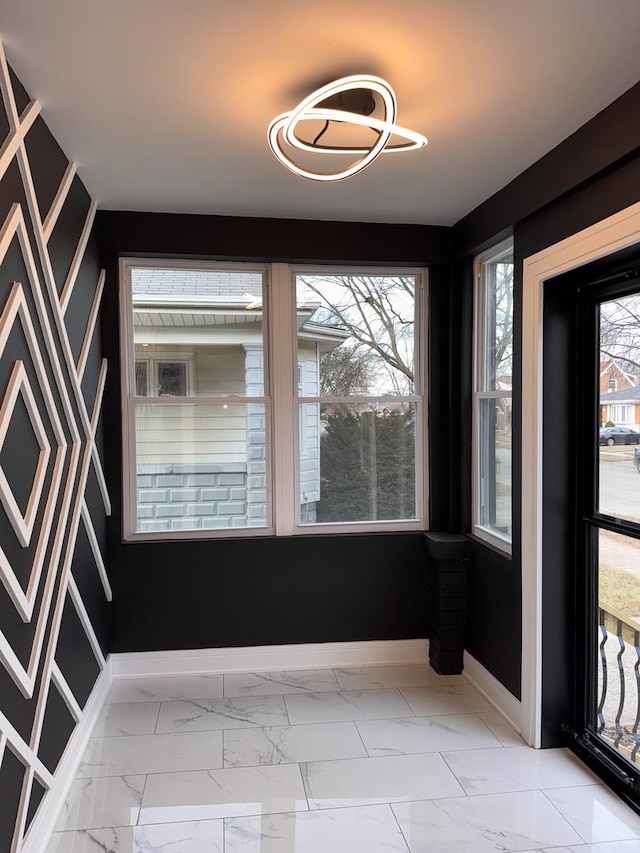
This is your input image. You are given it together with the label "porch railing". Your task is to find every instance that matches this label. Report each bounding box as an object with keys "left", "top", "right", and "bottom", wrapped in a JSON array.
[{"left": 598, "top": 603, "right": 640, "bottom": 765}]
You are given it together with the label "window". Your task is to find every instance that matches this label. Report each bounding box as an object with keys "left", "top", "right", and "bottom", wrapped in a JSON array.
[
  {"left": 473, "top": 238, "right": 514, "bottom": 552},
  {"left": 120, "top": 260, "right": 427, "bottom": 539},
  {"left": 608, "top": 378, "right": 617, "bottom": 392},
  {"left": 135, "top": 356, "right": 192, "bottom": 396},
  {"left": 609, "top": 404, "right": 634, "bottom": 424}
]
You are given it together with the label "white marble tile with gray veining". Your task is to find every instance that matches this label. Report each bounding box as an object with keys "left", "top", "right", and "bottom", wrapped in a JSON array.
[
  {"left": 223, "top": 720, "right": 367, "bottom": 767},
  {"left": 356, "top": 713, "right": 502, "bottom": 756},
  {"left": 139, "top": 763, "right": 308, "bottom": 824},
  {"left": 535, "top": 842, "right": 640, "bottom": 853},
  {"left": 46, "top": 819, "right": 224, "bottom": 852},
  {"left": 155, "top": 695, "right": 289, "bottom": 733},
  {"left": 399, "top": 684, "right": 493, "bottom": 716},
  {"left": 106, "top": 674, "right": 224, "bottom": 704},
  {"left": 542, "top": 784, "right": 640, "bottom": 843},
  {"left": 284, "top": 688, "right": 413, "bottom": 725},
  {"left": 77, "top": 730, "right": 223, "bottom": 777},
  {"left": 442, "top": 745, "right": 600, "bottom": 795},
  {"left": 301, "top": 752, "right": 464, "bottom": 809},
  {"left": 91, "top": 701, "right": 160, "bottom": 737},
  {"left": 224, "top": 804, "right": 410, "bottom": 852},
  {"left": 333, "top": 663, "right": 449, "bottom": 691},
  {"left": 54, "top": 775, "right": 145, "bottom": 832},
  {"left": 224, "top": 668, "right": 340, "bottom": 697},
  {"left": 391, "top": 790, "right": 583, "bottom": 852},
  {"left": 475, "top": 710, "right": 526, "bottom": 746}
]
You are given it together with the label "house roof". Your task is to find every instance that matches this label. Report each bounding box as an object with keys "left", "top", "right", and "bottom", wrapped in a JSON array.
[
  {"left": 132, "top": 268, "right": 262, "bottom": 306},
  {"left": 131, "top": 266, "right": 347, "bottom": 350},
  {"left": 600, "top": 387, "right": 640, "bottom": 402}
]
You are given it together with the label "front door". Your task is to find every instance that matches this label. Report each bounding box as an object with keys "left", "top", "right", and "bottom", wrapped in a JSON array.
[{"left": 572, "top": 266, "right": 640, "bottom": 809}]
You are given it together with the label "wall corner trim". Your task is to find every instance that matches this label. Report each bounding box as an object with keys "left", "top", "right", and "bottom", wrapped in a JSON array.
[
  {"left": 463, "top": 650, "right": 523, "bottom": 738},
  {"left": 110, "top": 639, "right": 430, "bottom": 678},
  {"left": 21, "top": 659, "right": 113, "bottom": 853}
]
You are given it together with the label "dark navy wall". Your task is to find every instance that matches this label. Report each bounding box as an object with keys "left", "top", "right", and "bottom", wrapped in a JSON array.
[
  {"left": 0, "top": 59, "right": 110, "bottom": 853},
  {"left": 450, "top": 82, "right": 640, "bottom": 702},
  {"left": 98, "top": 212, "right": 452, "bottom": 653}
]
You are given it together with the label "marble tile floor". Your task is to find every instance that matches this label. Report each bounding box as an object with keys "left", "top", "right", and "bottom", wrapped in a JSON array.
[{"left": 46, "top": 663, "right": 640, "bottom": 852}]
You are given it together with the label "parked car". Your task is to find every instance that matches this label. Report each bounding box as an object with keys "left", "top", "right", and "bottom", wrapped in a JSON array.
[{"left": 599, "top": 426, "right": 640, "bottom": 446}]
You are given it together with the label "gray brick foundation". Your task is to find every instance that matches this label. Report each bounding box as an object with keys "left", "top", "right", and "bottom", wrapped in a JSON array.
[{"left": 136, "top": 462, "right": 266, "bottom": 532}]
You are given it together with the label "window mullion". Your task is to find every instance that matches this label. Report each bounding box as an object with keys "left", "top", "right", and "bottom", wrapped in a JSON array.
[{"left": 270, "top": 263, "right": 297, "bottom": 535}]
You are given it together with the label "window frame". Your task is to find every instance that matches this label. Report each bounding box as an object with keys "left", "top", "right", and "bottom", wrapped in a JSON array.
[
  {"left": 120, "top": 258, "right": 428, "bottom": 541},
  {"left": 472, "top": 237, "right": 514, "bottom": 555},
  {"left": 135, "top": 352, "right": 194, "bottom": 397}
]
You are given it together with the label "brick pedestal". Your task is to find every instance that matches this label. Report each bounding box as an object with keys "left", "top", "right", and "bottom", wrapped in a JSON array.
[{"left": 424, "top": 532, "right": 469, "bottom": 675}]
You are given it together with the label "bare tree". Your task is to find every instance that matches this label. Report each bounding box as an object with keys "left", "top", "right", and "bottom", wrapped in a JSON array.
[
  {"left": 600, "top": 295, "right": 640, "bottom": 378},
  {"left": 492, "top": 263, "right": 514, "bottom": 380},
  {"left": 298, "top": 274, "right": 415, "bottom": 395},
  {"left": 319, "top": 344, "right": 378, "bottom": 396}
]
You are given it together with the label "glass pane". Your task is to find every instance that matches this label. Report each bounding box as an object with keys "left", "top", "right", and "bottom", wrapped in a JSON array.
[
  {"left": 298, "top": 401, "right": 417, "bottom": 524},
  {"left": 295, "top": 273, "right": 416, "bottom": 396},
  {"left": 134, "top": 402, "right": 268, "bottom": 533},
  {"left": 131, "top": 267, "right": 265, "bottom": 396},
  {"left": 482, "top": 252, "right": 514, "bottom": 391},
  {"left": 598, "top": 292, "right": 640, "bottom": 521},
  {"left": 596, "top": 529, "right": 640, "bottom": 766},
  {"left": 477, "top": 397, "right": 512, "bottom": 538},
  {"left": 157, "top": 361, "right": 187, "bottom": 396},
  {"left": 135, "top": 360, "right": 148, "bottom": 396}
]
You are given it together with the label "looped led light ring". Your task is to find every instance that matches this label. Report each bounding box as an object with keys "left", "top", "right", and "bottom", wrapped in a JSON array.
[{"left": 268, "top": 75, "right": 428, "bottom": 182}]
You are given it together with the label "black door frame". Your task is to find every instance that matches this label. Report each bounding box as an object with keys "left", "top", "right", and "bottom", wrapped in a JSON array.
[{"left": 542, "top": 252, "right": 640, "bottom": 813}]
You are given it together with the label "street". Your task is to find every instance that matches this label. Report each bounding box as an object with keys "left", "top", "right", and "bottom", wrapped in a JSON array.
[{"left": 599, "top": 450, "right": 640, "bottom": 522}]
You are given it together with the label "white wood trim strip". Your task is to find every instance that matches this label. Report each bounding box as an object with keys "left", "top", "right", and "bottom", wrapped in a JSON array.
[
  {"left": 89, "top": 358, "right": 111, "bottom": 516},
  {"left": 20, "top": 662, "right": 112, "bottom": 853},
  {"left": 0, "top": 100, "right": 40, "bottom": 184},
  {"left": 29, "top": 403, "right": 104, "bottom": 757},
  {"left": 51, "top": 661, "right": 82, "bottom": 723},
  {"left": 81, "top": 498, "right": 112, "bottom": 601},
  {"left": 0, "top": 252, "right": 77, "bottom": 692},
  {"left": 463, "top": 650, "right": 522, "bottom": 736},
  {"left": 0, "top": 708, "right": 53, "bottom": 789},
  {"left": 521, "top": 200, "right": 640, "bottom": 749},
  {"left": 0, "top": 273, "right": 69, "bottom": 637},
  {"left": 111, "top": 639, "right": 430, "bottom": 678},
  {"left": 11, "top": 148, "right": 114, "bottom": 628},
  {"left": 14, "top": 147, "right": 84, "bottom": 449},
  {"left": 11, "top": 766, "right": 34, "bottom": 853},
  {"left": 0, "top": 361, "right": 51, "bottom": 549},
  {"left": 59, "top": 199, "right": 98, "bottom": 316},
  {"left": 26, "top": 441, "right": 82, "bottom": 750},
  {"left": 0, "top": 631, "right": 32, "bottom": 698},
  {"left": 67, "top": 574, "right": 106, "bottom": 670},
  {"left": 89, "top": 358, "right": 110, "bottom": 515},
  {"left": 42, "top": 161, "right": 77, "bottom": 243},
  {"left": 76, "top": 268, "right": 105, "bottom": 381}
]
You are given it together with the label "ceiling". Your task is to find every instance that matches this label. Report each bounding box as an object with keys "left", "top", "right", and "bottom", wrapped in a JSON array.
[{"left": 2, "top": 1, "right": 640, "bottom": 226}]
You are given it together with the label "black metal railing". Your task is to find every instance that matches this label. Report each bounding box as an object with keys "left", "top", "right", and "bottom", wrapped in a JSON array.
[{"left": 598, "top": 604, "right": 640, "bottom": 764}]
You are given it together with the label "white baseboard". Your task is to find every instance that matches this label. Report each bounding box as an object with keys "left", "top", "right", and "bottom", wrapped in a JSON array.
[
  {"left": 463, "top": 650, "right": 523, "bottom": 739},
  {"left": 110, "top": 638, "right": 430, "bottom": 679},
  {"left": 21, "top": 659, "right": 113, "bottom": 853}
]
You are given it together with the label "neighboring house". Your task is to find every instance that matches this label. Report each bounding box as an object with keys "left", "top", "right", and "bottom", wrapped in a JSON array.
[
  {"left": 599, "top": 359, "right": 638, "bottom": 395},
  {"left": 600, "top": 385, "right": 640, "bottom": 427},
  {"left": 131, "top": 268, "right": 347, "bottom": 531}
]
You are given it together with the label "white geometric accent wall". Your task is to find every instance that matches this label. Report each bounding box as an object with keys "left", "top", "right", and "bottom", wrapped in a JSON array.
[{"left": 0, "top": 41, "right": 110, "bottom": 853}]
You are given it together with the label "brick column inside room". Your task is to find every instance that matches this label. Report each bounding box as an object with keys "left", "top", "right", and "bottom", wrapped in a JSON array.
[{"left": 424, "top": 532, "right": 469, "bottom": 675}]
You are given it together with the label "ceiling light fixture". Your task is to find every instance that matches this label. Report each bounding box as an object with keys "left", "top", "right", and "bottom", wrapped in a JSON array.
[{"left": 267, "top": 74, "right": 427, "bottom": 182}]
